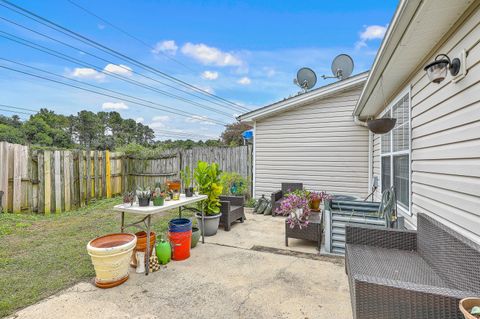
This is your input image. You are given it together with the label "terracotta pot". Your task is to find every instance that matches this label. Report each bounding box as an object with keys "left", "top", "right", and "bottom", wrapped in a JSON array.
[
  {"left": 87, "top": 233, "right": 136, "bottom": 289},
  {"left": 131, "top": 231, "right": 156, "bottom": 268},
  {"left": 309, "top": 198, "right": 321, "bottom": 212},
  {"left": 460, "top": 298, "right": 480, "bottom": 319}
]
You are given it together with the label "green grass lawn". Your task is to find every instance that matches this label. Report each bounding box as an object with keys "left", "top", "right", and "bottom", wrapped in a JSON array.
[{"left": 0, "top": 198, "right": 193, "bottom": 317}]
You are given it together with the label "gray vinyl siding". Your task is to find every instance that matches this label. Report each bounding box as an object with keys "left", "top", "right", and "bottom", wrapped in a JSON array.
[
  {"left": 371, "top": 5, "right": 480, "bottom": 243},
  {"left": 254, "top": 87, "right": 369, "bottom": 198}
]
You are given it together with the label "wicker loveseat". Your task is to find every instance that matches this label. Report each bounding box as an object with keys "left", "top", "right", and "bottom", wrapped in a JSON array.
[
  {"left": 271, "top": 183, "right": 303, "bottom": 216},
  {"left": 219, "top": 196, "right": 245, "bottom": 231},
  {"left": 345, "top": 213, "right": 480, "bottom": 319}
]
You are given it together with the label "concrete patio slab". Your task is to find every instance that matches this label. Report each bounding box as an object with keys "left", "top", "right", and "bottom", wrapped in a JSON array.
[
  {"left": 9, "top": 212, "right": 352, "bottom": 319},
  {"left": 212, "top": 211, "right": 321, "bottom": 254}
]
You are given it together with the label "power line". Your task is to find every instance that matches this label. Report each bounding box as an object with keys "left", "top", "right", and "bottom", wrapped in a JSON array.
[
  {"left": 0, "top": 0, "right": 249, "bottom": 113},
  {"left": 0, "top": 63, "right": 228, "bottom": 126},
  {"left": 65, "top": 0, "right": 197, "bottom": 73},
  {"left": 153, "top": 129, "right": 216, "bottom": 139},
  {"left": 0, "top": 18, "right": 239, "bottom": 117},
  {"left": 0, "top": 107, "right": 34, "bottom": 115},
  {"left": 0, "top": 103, "right": 38, "bottom": 113}
]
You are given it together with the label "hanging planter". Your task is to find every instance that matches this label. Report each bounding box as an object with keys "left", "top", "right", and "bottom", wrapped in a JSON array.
[{"left": 367, "top": 118, "right": 396, "bottom": 134}]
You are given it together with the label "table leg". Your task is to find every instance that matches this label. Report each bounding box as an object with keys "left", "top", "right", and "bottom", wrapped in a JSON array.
[
  {"left": 178, "top": 206, "right": 182, "bottom": 218},
  {"left": 145, "top": 215, "right": 151, "bottom": 276},
  {"left": 201, "top": 201, "right": 205, "bottom": 244},
  {"left": 121, "top": 212, "right": 125, "bottom": 233}
]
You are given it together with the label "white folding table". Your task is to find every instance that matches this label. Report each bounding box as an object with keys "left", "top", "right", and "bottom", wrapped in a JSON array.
[{"left": 113, "top": 194, "right": 208, "bottom": 275}]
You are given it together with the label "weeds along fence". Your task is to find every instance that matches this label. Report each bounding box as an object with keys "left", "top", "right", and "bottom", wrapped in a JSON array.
[{"left": 0, "top": 142, "right": 252, "bottom": 214}]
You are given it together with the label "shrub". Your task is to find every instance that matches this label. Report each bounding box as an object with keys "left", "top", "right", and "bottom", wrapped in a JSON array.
[
  {"left": 194, "top": 161, "right": 223, "bottom": 215},
  {"left": 220, "top": 172, "right": 248, "bottom": 196}
]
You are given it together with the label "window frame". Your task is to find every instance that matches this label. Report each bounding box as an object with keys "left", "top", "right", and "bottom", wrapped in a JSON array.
[{"left": 379, "top": 86, "right": 412, "bottom": 216}]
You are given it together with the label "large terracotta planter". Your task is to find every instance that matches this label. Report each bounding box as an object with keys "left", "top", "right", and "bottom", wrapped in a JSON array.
[
  {"left": 131, "top": 231, "right": 156, "bottom": 267},
  {"left": 87, "top": 233, "right": 136, "bottom": 289},
  {"left": 460, "top": 298, "right": 480, "bottom": 319}
]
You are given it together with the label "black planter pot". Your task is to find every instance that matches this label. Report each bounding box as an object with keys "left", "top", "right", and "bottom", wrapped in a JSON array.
[
  {"left": 367, "top": 118, "right": 397, "bottom": 134},
  {"left": 185, "top": 187, "right": 194, "bottom": 197},
  {"left": 138, "top": 197, "right": 150, "bottom": 207}
]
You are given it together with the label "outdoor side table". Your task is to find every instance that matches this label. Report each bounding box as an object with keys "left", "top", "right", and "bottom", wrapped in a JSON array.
[
  {"left": 113, "top": 194, "right": 207, "bottom": 275},
  {"left": 285, "top": 212, "right": 322, "bottom": 251}
]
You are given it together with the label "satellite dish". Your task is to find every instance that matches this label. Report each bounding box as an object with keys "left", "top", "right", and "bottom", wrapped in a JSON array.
[
  {"left": 322, "top": 54, "right": 354, "bottom": 80},
  {"left": 293, "top": 67, "right": 317, "bottom": 92}
]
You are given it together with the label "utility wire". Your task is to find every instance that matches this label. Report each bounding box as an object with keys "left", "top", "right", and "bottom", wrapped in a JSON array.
[
  {"left": 0, "top": 18, "right": 239, "bottom": 116},
  {"left": 0, "top": 103, "right": 38, "bottom": 113},
  {"left": 0, "top": 0, "right": 249, "bottom": 113},
  {"left": 0, "top": 63, "right": 228, "bottom": 125},
  {"left": 153, "top": 129, "right": 216, "bottom": 139},
  {"left": 65, "top": 0, "right": 197, "bottom": 73},
  {"left": 0, "top": 107, "right": 34, "bottom": 115}
]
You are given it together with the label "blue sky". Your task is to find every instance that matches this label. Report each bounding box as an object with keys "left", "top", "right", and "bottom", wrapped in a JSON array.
[{"left": 0, "top": 0, "right": 398, "bottom": 140}]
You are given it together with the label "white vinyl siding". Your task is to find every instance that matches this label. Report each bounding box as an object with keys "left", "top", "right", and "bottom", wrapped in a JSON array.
[
  {"left": 371, "top": 4, "right": 480, "bottom": 242},
  {"left": 254, "top": 87, "right": 369, "bottom": 198}
]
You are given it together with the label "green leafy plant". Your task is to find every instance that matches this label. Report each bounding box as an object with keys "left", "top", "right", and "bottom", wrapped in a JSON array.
[
  {"left": 219, "top": 172, "right": 248, "bottom": 196},
  {"left": 180, "top": 165, "right": 193, "bottom": 189},
  {"left": 245, "top": 198, "right": 256, "bottom": 208},
  {"left": 194, "top": 161, "right": 223, "bottom": 215},
  {"left": 136, "top": 187, "right": 151, "bottom": 199}
]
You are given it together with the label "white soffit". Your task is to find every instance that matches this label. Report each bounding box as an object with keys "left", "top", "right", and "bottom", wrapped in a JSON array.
[{"left": 355, "top": 0, "right": 473, "bottom": 118}]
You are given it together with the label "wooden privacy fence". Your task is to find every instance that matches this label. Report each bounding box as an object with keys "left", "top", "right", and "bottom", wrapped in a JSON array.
[{"left": 0, "top": 142, "right": 252, "bottom": 214}]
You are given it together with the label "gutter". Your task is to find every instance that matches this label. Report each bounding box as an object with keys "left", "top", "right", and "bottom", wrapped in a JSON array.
[{"left": 353, "top": 115, "right": 374, "bottom": 197}]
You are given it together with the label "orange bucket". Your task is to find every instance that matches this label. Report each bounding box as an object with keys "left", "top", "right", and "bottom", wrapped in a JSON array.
[{"left": 168, "top": 230, "right": 192, "bottom": 261}]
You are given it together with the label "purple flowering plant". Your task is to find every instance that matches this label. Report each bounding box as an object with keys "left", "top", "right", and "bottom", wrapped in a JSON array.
[
  {"left": 308, "top": 191, "right": 332, "bottom": 202},
  {"left": 275, "top": 193, "right": 311, "bottom": 229}
]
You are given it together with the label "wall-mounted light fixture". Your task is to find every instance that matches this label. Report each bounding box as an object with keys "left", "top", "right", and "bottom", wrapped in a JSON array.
[{"left": 424, "top": 54, "right": 461, "bottom": 84}]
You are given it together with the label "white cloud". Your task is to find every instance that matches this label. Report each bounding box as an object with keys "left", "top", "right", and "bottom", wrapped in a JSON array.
[
  {"left": 356, "top": 25, "right": 388, "bottom": 49},
  {"left": 201, "top": 70, "right": 219, "bottom": 80},
  {"left": 237, "top": 76, "right": 251, "bottom": 85},
  {"left": 135, "top": 117, "right": 144, "bottom": 123},
  {"left": 149, "top": 121, "right": 166, "bottom": 129},
  {"left": 71, "top": 67, "right": 105, "bottom": 80},
  {"left": 152, "top": 115, "right": 171, "bottom": 122},
  {"left": 263, "top": 67, "right": 276, "bottom": 77},
  {"left": 103, "top": 64, "right": 133, "bottom": 76},
  {"left": 185, "top": 115, "right": 215, "bottom": 125},
  {"left": 102, "top": 102, "right": 129, "bottom": 110},
  {"left": 152, "top": 40, "right": 178, "bottom": 55},
  {"left": 181, "top": 42, "right": 243, "bottom": 67},
  {"left": 195, "top": 85, "right": 215, "bottom": 94}
]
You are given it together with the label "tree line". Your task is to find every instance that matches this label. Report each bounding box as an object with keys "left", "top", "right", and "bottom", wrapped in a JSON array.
[{"left": 0, "top": 108, "right": 251, "bottom": 150}]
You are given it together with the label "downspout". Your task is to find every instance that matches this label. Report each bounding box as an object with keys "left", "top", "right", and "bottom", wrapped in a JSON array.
[{"left": 354, "top": 116, "right": 374, "bottom": 197}]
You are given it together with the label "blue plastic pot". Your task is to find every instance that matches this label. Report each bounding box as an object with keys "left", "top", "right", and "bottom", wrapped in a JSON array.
[{"left": 168, "top": 218, "right": 192, "bottom": 233}]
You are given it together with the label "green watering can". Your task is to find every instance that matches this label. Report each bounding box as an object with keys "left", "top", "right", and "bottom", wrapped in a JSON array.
[{"left": 155, "top": 238, "right": 171, "bottom": 265}]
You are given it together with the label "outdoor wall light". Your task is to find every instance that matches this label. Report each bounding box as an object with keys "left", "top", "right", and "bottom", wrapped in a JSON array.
[{"left": 424, "top": 54, "right": 461, "bottom": 84}]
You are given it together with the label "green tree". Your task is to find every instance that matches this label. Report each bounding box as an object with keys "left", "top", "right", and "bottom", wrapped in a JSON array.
[
  {"left": 0, "top": 123, "right": 24, "bottom": 144},
  {"left": 221, "top": 122, "right": 252, "bottom": 146}
]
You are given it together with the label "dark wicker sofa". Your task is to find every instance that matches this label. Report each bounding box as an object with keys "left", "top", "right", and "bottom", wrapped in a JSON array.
[
  {"left": 345, "top": 213, "right": 480, "bottom": 319},
  {"left": 219, "top": 195, "right": 245, "bottom": 231},
  {"left": 271, "top": 183, "right": 303, "bottom": 216}
]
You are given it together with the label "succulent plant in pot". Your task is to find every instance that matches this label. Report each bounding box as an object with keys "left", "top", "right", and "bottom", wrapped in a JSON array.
[
  {"left": 136, "top": 187, "right": 151, "bottom": 207},
  {"left": 180, "top": 166, "right": 194, "bottom": 197},
  {"left": 194, "top": 161, "right": 223, "bottom": 236}
]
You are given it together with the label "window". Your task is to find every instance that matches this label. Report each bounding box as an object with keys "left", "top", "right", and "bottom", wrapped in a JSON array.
[{"left": 381, "top": 93, "right": 410, "bottom": 212}]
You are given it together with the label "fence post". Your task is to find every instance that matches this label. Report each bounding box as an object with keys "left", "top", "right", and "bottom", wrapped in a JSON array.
[{"left": 105, "top": 150, "right": 111, "bottom": 198}]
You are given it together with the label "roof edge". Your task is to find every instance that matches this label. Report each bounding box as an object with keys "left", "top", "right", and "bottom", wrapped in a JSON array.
[
  {"left": 238, "top": 71, "right": 369, "bottom": 123},
  {"left": 353, "top": 0, "right": 419, "bottom": 117}
]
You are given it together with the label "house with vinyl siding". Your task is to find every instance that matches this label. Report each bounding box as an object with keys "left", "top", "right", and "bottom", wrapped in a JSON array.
[
  {"left": 354, "top": 0, "right": 480, "bottom": 244},
  {"left": 239, "top": 0, "right": 480, "bottom": 245},
  {"left": 238, "top": 72, "right": 370, "bottom": 200}
]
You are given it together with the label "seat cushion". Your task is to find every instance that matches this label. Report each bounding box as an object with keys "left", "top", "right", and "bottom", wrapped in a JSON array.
[{"left": 346, "top": 244, "right": 448, "bottom": 288}]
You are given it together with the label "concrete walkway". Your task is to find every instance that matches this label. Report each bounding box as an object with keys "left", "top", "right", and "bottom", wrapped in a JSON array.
[{"left": 9, "top": 212, "right": 352, "bottom": 319}]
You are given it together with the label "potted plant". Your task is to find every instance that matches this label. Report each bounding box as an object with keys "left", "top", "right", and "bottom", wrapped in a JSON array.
[
  {"left": 136, "top": 187, "right": 151, "bottom": 207},
  {"left": 460, "top": 298, "right": 480, "bottom": 319},
  {"left": 308, "top": 191, "right": 332, "bottom": 212},
  {"left": 180, "top": 166, "right": 194, "bottom": 197},
  {"left": 275, "top": 193, "right": 311, "bottom": 229},
  {"left": 122, "top": 191, "right": 135, "bottom": 205},
  {"left": 152, "top": 183, "right": 166, "bottom": 206},
  {"left": 194, "top": 161, "right": 223, "bottom": 236}
]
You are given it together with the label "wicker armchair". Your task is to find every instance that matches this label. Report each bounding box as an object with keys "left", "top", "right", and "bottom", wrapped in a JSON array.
[
  {"left": 271, "top": 183, "right": 303, "bottom": 216},
  {"left": 345, "top": 213, "right": 480, "bottom": 319},
  {"left": 219, "top": 196, "right": 246, "bottom": 231}
]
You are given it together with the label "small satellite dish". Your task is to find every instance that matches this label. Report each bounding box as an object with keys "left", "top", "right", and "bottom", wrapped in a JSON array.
[
  {"left": 293, "top": 67, "right": 317, "bottom": 92},
  {"left": 322, "top": 54, "right": 354, "bottom": 80}
]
